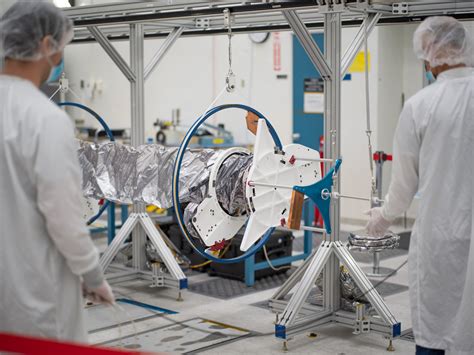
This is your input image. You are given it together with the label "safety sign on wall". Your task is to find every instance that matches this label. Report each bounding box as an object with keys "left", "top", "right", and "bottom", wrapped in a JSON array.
[
  {"left": 273, "top": 32, "right": 281, "bottom": 72},
  {"left": 349, "top": 51, "right": 371, "bottom": 73},
  {"left": 304, "top": 78, "right": 324, "bottom": 114}
]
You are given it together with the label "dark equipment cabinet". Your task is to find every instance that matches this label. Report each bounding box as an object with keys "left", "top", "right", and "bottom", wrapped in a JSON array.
[
  {"left": 209, "top": 229, "right": 293, "bottom": 281},
  {"left": 162, "top": 223, "right": 294, "bottom": 281}
]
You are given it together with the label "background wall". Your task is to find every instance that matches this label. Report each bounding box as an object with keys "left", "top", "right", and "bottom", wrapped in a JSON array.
[
  {"left": 0, "top": 0, "right": 15, "bottom": 15},
  {"left": 64, "top": 32, "right": 293, "bottom": 146}
]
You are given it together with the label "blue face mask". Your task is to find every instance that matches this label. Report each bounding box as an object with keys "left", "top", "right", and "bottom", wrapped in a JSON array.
[
  {"left": 47, "top": 58, "right": 64, "bottom": 83},
  {"left": 425, "top": 70, "right": 436, "bottom": 84}
]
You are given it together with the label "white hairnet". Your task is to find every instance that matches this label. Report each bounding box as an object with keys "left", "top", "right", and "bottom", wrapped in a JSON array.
[
  {"left": 413, "top": 16, "right": 473, "bottom": 67},
  {"left": 0, "top": 1, "right": 73, "bottom": 61}
]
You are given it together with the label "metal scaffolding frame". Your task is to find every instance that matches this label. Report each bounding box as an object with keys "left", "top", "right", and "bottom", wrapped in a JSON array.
[
  {"left": 64, "top": 0, "right": 474, "bottom": 349},
  {"left": 65, "top": 0, "right": 474, "bottom": 42},
  {"left": 266, "top": 6, "right": 400, "bottom": 349},
  {"left": 84, "top": 20, "right": 187, "bottom": 298}
]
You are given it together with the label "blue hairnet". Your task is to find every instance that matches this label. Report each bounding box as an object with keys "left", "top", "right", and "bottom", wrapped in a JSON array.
[
  {"left": 0, "top": 1, "right": 73, "bottom": 61},
  {"left": 413, "top": 16, "right": 473, "bottom": 67}
]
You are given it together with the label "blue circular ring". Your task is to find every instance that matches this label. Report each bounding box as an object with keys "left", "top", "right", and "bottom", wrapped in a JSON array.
[
  {"left": 172, "top": 104, "right": 282, "bottom": 264},
  {"left": 58, "top": 102, "right": 114, "bottom": 225},
  {"left": 58, "top": 102, "right": 115, "bottom": 142}
]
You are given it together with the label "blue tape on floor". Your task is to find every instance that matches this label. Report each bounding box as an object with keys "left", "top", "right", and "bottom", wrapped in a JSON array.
[{"left": 117, "top": 298, "right": 178, "bottom": 315}]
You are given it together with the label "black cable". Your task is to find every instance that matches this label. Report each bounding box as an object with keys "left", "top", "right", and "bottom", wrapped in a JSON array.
[{"left": 351, "top": 258, "right": 408, "bottom": 301}]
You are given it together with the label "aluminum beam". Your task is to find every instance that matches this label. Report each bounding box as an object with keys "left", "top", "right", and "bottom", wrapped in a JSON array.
[
  {"left": 283, "top": 10, "right": 332, "bottom": 80},
  {"left": 99, "top": 213, "right": 187, "bottom": 293},
  {"left": 270, "top": 299, "right": 323, "bottom": 317},
  {"left": 341, "top": 12, "right": 381, "bottom": 78},
  {"left": 334, "top": 311, "right": 394, "bottom": 336},
  {"left": 325, "top": 11, "right": 342, "bottom": 240},
  {"left": 368, "top": 0, "right": 474, "bottom": 15},
  {"left": 69, "top": 0, "right": 474, "bottom": 43},
  {"left": 65, "top": 0, "right": 474, "bottom": 28},
  {"left": 140, "top": 213, "right": 186, "bottom": 281},
  {"left": 283, "top": 311, "right": 333, "bottom": 339},
  {"left": 144, "top": 27, "right": 184, "bottom": 81},
  {"left": 322, "top": 10, "right": 343, "bottom": 314},
  {"left": 88, "top": 26, "right": 136, "bottom": 82},
  {"left": 333, "top": 241, "right": 398, "bottom": 325},
  {"left": 65, "top": 1, "right": 324, "bottom": 27},
  {"left": 100, "top": 213, "right": 139, "bottom": 270},
  {"left": 71, "top": 12, "right": 474, "bottom": 43},
  {"left": 278, "top": 241, "right": 333, "bottom": 327},
  {"left": 129, "top": 23, "right": 147, "bottom": 269},
  {"left": 130, "top": 23, "right": 145, "bottom": 148},
  {"left": 271, "top": 248, "right": 316, "bottom": 300}
]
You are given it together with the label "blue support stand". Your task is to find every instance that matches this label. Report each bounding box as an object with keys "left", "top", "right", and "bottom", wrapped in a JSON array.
[
  {"left": 244, "top": 254, "right": 256, "bottom": 286},
  {"left": 107, "top": 202, "right": 116, "bottom": 244},
  {"left": 104, "top": 203, "right": 129, "bottom": 244},
  {"left": 121, "top": 204, "right": 129, "bottom": 224}
]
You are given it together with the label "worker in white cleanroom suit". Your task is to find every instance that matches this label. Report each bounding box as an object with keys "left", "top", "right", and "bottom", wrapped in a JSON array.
[
  {"left": 0, "top": 2, "right": 114, "bottom": 342},
  {"left": 366, "top": 16, "right": 473, "bottom": 355}
]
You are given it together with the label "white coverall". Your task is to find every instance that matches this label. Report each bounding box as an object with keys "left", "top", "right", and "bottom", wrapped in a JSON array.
[
  {"left": 382, "top": 67, "right": 474, "bottom": 353},
  {"left": 0, "top": 76, "right": 100, "bottom": 342}
]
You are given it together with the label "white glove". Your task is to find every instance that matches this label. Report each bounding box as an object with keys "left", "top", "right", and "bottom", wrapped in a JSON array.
[
  {"left": 365, "top": 207, "right": 392, "bottom": 237},
  {"left": 83, "top": 280, "right": 115, "bottom": 305}
]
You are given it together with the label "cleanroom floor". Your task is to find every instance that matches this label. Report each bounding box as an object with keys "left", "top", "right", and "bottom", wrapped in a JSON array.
[{"left": 88, "top": 223, "right": 415, "bottom": 355}]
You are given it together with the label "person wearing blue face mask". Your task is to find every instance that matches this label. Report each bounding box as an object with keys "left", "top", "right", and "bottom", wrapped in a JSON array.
[
  {"left": 0, "top": 1, "right": 114, "bottom": 343},
  {"left": 48, "top": 57, "right": 65, "bottom": 83},
  {"left": 366, "top": 16, "right": 474, "bottom": 355},
  {"left": 424, "top": 63, "right": 436, "bottom": 84},
  {"left": 0, "top": 12, "right": 66, "bottom": 86}
]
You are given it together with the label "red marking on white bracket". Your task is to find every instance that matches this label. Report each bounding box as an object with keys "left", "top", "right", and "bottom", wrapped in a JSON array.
[{"left": 210, "top": 239, "right": 226, "bottom": 251}]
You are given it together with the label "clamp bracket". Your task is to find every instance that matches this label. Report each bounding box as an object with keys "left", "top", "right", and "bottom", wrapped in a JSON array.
[{"left": 293, "top": 159, "right": 342, "bottom": 234}]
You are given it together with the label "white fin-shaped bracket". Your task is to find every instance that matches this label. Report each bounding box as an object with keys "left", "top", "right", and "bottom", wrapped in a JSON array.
[{"left": 241, "top": 119, "right": 322, "bottom": 251}]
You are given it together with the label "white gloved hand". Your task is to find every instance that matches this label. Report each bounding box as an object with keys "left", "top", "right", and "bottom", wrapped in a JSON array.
[
  {"left": 83, "top": 280, "right": 115, "bottom": 305},
  {"left": 365, "top": 207, "right": 392, "bottom": 237}
]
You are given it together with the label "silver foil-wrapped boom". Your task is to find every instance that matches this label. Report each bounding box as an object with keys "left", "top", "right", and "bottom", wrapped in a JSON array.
[
  {"left": 78, "top": 141, "right": 252, "bottom": 217},
  {"left": 78, "top": 141, "right": 218, "bottom": 208}
]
